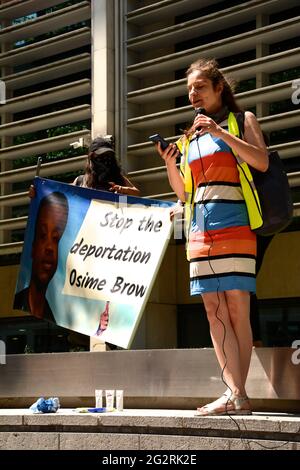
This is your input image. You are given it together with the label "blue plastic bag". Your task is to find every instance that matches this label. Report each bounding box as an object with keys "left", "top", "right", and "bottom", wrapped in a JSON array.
[{"left": 30, "top": 397, "right": 60, "bottom": 413}]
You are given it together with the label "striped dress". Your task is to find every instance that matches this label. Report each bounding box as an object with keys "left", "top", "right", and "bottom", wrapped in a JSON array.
[{"left": 188, "top": 120, "right": 256, "bottom": 295}]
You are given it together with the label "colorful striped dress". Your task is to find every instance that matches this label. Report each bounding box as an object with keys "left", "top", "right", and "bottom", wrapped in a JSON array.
[{"left": 188, "top": 119, "right": 256, "bottom": 295}]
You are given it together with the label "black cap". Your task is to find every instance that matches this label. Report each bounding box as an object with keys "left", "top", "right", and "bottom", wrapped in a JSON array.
[{"left": 89, "top": 137, "right": 114, "bottom": 156}]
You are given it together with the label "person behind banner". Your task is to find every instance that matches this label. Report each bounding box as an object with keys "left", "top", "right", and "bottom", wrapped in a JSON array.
[
  {"left": 14, "top": 192, "right": 69, "bottom": 322},
  {"left": 73, "top": 136, "right": 140, "bottom": 196},
  {"left": 72, "top": 136, "right": 140, "bottom": 350},
  {"left": 154, "top": 58, "right": 268, "bottom": 415}
]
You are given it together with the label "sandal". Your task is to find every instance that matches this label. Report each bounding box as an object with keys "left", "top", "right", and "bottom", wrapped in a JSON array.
[{"left": 196, "top": 393, "right": 252, "bottom": 416}]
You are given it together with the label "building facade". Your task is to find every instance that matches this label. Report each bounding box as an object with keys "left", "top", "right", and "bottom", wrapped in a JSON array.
[{"left": 0, "top": 0, "right": 299, "bottom": 352}]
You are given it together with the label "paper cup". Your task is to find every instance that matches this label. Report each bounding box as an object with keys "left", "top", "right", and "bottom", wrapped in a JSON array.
[
  {"left": 95, "top": 389, "right": 103, "bottom": 408},
  {"left": 105, "top": 390, "right": 115, "bottom": 411},
  {"left": 116, "top": 390, "right": 124, "bottom": 411}
]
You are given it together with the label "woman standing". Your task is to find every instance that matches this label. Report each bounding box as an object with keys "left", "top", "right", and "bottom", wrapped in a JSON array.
[{"left": 156, "top": 58, "right": 268, "bottom": 415}]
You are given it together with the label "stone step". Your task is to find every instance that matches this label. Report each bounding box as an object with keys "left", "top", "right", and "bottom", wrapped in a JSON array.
[{"left": 0, "top": 409, "right": 299, "bottom": 450}]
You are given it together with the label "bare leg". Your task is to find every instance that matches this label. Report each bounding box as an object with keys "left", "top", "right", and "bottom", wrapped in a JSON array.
[
  {"left": 202, "top": 291, "right": 244, "bottom": 396},
  {"left": 196, "top": 290, "right": 253, "bottom": 414},
  {"left": 225, "top": 290, "right": 252, "bottom": 389}
]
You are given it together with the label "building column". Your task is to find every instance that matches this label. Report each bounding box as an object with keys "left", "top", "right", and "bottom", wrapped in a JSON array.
[{"left": 91, "top": 0, "right": 115, "bottom": 138}]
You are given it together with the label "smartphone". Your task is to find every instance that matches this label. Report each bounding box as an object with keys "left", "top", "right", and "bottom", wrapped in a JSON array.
[
  {"left": 149, "top": 133, "right": 181, "bottom": 155},
  {"left": 148, "top": 133, "right": 170, "bottom": 151}
]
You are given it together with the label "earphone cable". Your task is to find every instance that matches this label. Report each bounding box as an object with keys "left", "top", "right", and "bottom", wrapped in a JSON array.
[{"left": 196, "top": 138, "right": 229, "bottom": 388}]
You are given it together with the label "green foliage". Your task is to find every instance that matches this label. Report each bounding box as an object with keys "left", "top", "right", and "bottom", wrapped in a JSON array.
[
  {"left": 270, "top": 99, "right": 296, "bottom": 116},
  {"left": 13, "top": 1, "right": 89, "bottom": 49},
  {"left": 270, "top": 127, "right": 299, "bottom": 146},
  {"left": 236, "top": 78, "right": 256, "bottom": 93},
  {"left": 270, "top": 67, "right": 300, "bottom": 85},
  {"left": 13, "top": 121, "right": 90, "bottom": 170},
  {"left": 46, "top": 122, "right": 90, "bottom": 138},
  {"left": 11, "top": 229, "right": 25, "bottom": 243},
  {"left": 14, "top": 21, "right": 90, "bottom": 49}
]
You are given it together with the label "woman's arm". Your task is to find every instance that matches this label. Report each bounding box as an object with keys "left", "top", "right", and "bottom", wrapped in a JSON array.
[
  {"left": 109, "top": 176, "right": 140, "bottom": 196},
  {"left": 193, "top": 111, "right": 268, "bottom": 172},
  {"left": 156, "top": 143, "right": 185, "bottom": 202}
]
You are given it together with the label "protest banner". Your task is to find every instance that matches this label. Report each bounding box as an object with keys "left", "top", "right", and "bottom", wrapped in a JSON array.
[{"left": 14, "top": 178, "right": 175, "bottom": 348}]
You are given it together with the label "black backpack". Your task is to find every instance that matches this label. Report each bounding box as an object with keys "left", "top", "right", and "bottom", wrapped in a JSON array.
[{"left": 236, "top": 113, "right": 293, "bottom": 236}]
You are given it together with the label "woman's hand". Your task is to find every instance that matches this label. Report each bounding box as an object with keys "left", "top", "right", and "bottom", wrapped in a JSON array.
[
  {"left": 156, "top": 142, "right": 179, "bottom": 166},
  {"left": 28, "top": 185, "right": 36, "bottom": 199},
  {"left": 170, "top": 202, "right": 184, "bottom": 221},
  {"left": 154, "top": 142, "right": 185, "bottom": 202},
  {"left": 109, "top": 182, "right": 124, "bottom": 194},
  {"left": 192, "top": 113, "right": 222, "bottom": 137},
  {"left": 109, "top": 181, "right": 140, "bottom": 196}
]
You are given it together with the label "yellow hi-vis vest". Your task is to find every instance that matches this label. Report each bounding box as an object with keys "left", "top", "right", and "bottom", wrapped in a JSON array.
[
  {"left": 227, "top": 112, "right": 263, "bottom": 231},
  {"left": 176, "top": 112, "right": 263, "bottom": 260},
  {"left": 176, "top": 135, "right": 193, "bottom": 260}
]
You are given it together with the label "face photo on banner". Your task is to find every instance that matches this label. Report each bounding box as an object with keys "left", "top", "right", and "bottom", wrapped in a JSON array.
[
  {"left": 14, "top": 178, "right": 175, "bottom": 348},
  {"left": 13, "top": 190, "right": 69, "bottom": 322}
]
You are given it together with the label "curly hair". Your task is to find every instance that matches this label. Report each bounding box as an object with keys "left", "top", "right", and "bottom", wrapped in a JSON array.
[{"left": 186, "top": 57, "right": 241, "bottom": 113}]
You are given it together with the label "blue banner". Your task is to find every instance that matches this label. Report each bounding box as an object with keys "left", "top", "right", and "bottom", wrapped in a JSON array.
[{"left": 14, "top": 178, "right": 175, "bottom": 348}]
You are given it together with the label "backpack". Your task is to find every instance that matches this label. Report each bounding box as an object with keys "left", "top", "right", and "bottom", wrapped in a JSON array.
[{"left": 234, "top": 112, "right": 293, "bottom": 236}]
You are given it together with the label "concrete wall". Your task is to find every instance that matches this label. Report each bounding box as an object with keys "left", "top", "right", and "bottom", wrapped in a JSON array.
[
  {"left": 0, "top": 265, "right": 24, "bottom": 318},
  {"left": 256, "top": 231, "right": 300, "bottom": 299}
]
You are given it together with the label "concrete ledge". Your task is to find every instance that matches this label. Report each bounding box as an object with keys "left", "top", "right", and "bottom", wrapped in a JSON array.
[
  {"left": 1, "top": 431, "right": 298, "bottom": 450},
  {"left": 0, "top": 431, "right": 58, "bottom": 450},
  {"left": 140, "top": 435, "right": 300, "bottom": 451},
  {"left": 0, "top": 409, "right": 300, "bottom": 450},
  {"left": 0, "top": 409, "right": 299, "bottom": 434}
]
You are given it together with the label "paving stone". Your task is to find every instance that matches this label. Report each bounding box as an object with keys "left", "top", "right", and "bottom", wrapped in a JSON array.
[
  {"left": 140, "top": 434, "right": 229, "bottom": 450},
  {"left": 24, "top": 413, "right": 99, "bottom": 426},
  {"left": 59, "top": 432, "right": 139, "bottom": 450},
  {"left": 183, "top": 415, "right": 247, "bottom": 431},
  {"left": 0, "top": 432, "right": 58, "bottom": 450},
  {"left": 229, "top": 438, "right": 294, "bottom": 450},
  {"left": 279, "top": 419, "right": 300, "bottom": 434},
  {"left": 233, "top": 416, "right": 281, "bottom": 433},
  {"left": 97, "top": 414, "right": 183, "bottom": 428},
  {"left": 184, "top": 414, "right": 282, "bottom": 433},
  {"left": 0, "top": 415, "right": 23, "bottom": 426}
]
